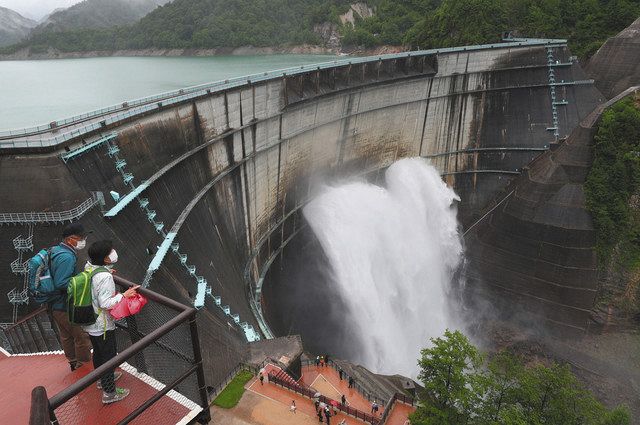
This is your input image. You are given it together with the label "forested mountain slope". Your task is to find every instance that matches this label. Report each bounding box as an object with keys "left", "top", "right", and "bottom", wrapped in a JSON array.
[{"left": 1, "top": 0, "right": 639, "bottom": 59}]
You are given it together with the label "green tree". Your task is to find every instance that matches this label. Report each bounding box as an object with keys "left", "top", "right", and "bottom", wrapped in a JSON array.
[
  {"left": 586, "top": 97, "right": 640, "bottom": 267},
  {"left": 474, "top": 351, "right": 524, "bottom": 423},
  {"left": 411, "top": 329, "right": 483, "bottom": 424},
  {"left": 585, "top": 96, "right": 640, "bottom": 313},
  {"left": 410, "top": 330, "right": 631, "bottom": 425}
]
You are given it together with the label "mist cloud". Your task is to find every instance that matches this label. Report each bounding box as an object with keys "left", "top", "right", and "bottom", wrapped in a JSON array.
[{"left": 0, "top": 0, "right": 82, "bottom": 20}]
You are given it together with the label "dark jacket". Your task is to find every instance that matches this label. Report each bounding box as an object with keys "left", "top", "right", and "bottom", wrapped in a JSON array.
[{"left": 48, "top": 243, "right": 77, "bottom": 311}]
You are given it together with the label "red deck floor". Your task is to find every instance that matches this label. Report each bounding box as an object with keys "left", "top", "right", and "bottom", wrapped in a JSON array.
[
  {"left": 249, "top": 364, "right": 366, "bottom": 425},
  {"left": 246, "top": 362, "right": 414, "bottom": 425},
  {"left": 0, "top": 350, "right": 196, "bottom": 425},
  {"left": 385, "top": 402, "right": 415, "bottom": 425},
  {"left": 300, "top": 364, "right": 415, "bottom": 424},
  {"left": 300, "top": 364, "right": 384, "bottom": 415}
]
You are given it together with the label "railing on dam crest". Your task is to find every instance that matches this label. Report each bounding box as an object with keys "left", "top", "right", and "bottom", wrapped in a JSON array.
[{"left": 0, "top": 38, "right": 568, "bottom": 150}]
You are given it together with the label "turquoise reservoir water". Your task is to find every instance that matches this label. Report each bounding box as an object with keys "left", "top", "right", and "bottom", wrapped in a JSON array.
[{"left": 0, "top": 54, "right": 340, "bottom": 131}]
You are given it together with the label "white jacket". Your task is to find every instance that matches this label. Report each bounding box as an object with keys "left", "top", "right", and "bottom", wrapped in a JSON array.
[{"left": 82, "top": 262, "right": 123, "bottom": 337}]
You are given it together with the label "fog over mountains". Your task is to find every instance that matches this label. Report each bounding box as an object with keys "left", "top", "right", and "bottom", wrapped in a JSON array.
[
  {"left": 34, "top": 0, "right": 170, "bottom": 33},
  {"left": 0, "top": 0, "right": 170, "bottom": 47},
  {"left": 0, "top": 6, "right": 36, "bottom": 47},
  {"left": 0, "top": 0, "right": 81, "bottom": 21}
]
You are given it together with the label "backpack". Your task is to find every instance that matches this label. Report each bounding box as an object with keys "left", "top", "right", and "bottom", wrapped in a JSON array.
[
  {"left": 27, "top": 248, "right": 60, "bottom": 304},
  {"left": 67, "top": 267, "right": 108, "bottom": 325}
]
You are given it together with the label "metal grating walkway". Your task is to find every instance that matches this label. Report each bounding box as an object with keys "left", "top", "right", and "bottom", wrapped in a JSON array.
[{"left": 0, "top": 194, "right": 100, "bottom": 225}]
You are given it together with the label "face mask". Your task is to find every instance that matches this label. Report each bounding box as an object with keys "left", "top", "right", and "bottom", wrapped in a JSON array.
[
  {"left": 75, "top": 239, "right": 87, "bottom": 250},
  {"left": 107, "top": 250, "right": 118, "bottom": 264}
]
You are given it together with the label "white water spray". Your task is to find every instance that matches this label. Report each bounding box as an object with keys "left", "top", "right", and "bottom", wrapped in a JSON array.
[{"left": 303, "top": 158, "right": 463, "bottom": 377}]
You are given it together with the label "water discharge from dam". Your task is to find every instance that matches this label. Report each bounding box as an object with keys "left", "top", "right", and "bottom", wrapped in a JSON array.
[{"left": 303, "top": 158, "right": 463, "bottom": 377}]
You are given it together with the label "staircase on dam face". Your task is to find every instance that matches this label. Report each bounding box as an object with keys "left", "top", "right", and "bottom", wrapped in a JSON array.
[
  {"left": 0, "top": 195, "right": 104, "bottom": 325},
  {"left": 58, "top": 132, "right": 261, "bottom": 342},
  {"left": 6, "top": 226, "right": 32, "bottom": 324}
]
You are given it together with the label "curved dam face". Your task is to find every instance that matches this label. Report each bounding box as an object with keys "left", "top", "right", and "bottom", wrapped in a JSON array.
[{"left": 0, "top": 40, "right": 603, "bottom": 383}]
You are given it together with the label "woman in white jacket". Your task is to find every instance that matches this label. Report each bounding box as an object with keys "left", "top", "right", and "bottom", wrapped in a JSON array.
[{"left": 85, "top": 240, "right": 138, "bottom": 404}]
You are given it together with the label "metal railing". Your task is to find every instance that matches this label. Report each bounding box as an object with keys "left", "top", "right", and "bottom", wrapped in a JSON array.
[
  {"left": 379, "top": 392, "right": 415, "bottom": 424},
  {"left": 205, "top": 357, "right": 299, "bottom": 403},
  {"left": 205, "top": 363, "right": 250, "bottom": 402},
  {"left": 0, "top": 38, "right": 568, "bottom": 149},
  {"left": 2, "top": 306, "right": 61, "bottom": 354},
  {"left": 26, "top": 275, "right": 211, "bottom": 425},
  {"left": 301, "top": 358, "right": 387, "bottom": 403},
  {"left": 268, "top": 371, "right": 382, "bottom": 425},
  {"left": 0, "top": 194, "right": 100, "bottom": 225}
]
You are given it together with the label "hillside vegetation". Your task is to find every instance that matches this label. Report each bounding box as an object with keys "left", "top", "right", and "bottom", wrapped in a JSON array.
[
  {"left": 586, "top": 95, "right": 640, "bottom": 316},
  {"left": 1, "top": 0, "right": 639, "bottom": 58},
  {"left": 33, "top": 0, "right": 169, "bottom": 34},
  {"left": 344, "top": 0, "right": 640, "bottom": 58},
  {"left": 411, "top": 330, "right": 631, "bottom": 425}
]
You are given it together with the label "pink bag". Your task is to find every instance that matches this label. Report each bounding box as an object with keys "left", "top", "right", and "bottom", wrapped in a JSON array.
[{"left": 109, "top": 293, "right": 148, "bottom": 320}]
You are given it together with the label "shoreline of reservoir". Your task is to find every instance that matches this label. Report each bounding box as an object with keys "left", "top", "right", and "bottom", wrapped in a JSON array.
[{"left": 0, "top": 44, "right": 405, "bottom": 61}]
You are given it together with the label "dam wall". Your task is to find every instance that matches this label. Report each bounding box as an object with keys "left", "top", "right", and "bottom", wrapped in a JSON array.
[
  {"left": 0, "top": 40, "right": 603, "bottom": 382},
  {"left": 586, "top": 17, "right": 640, "bottom": 99},
  {"left": 464, "top": 86, "right": 640, "bottom": 334}
]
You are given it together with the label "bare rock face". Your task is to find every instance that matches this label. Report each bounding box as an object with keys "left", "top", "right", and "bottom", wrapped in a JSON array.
[
  {"left": 0, "top": 6, "right": 36, "bottom": 47},
  {"left": 586, "top": 17, "right": 640, "bottom": 99},
  {"left": 313, "top": 22, "right": 341, "bottom": 50},
  {"left": 339, "top": 2, "right": 374, "bottom": 26},
  {"left": 313, "top": 3, "right": 376, "bottom": 50}
]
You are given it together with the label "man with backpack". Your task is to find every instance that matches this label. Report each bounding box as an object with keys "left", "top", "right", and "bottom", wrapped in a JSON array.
[
  {"left": 29, "top": 223, "right": 92, "bottom": 372},
  {"left": 83, "top": 240, "right": 138, "bottom": 404}
]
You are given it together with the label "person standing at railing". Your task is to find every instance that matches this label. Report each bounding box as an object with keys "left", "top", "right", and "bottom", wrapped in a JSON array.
[
  {"left": 84, "top": 240, "right": 138, "bottom": 404},
  {"left": 43, "top": 223, "right": 93, "bottom": 372}
]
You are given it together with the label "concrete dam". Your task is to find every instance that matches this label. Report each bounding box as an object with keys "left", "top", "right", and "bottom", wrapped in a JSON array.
[{"left": 0, "top": 38, "right": 604, "bottom": 384}]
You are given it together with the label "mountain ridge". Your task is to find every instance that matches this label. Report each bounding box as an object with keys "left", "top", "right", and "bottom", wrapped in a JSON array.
[
  {"left": 33, "top": 0, "right": 170, "bottom": 33},
  {"left": 0, "top": 6, "right": 37, "bottom": 47}
]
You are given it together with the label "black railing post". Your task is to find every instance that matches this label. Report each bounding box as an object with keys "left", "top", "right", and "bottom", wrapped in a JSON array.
[
  {"left": 189, "top": 314, "right": 211, "bottom": 424},
  {"left": 29, "top": 386, "right": 50, "bottom": 425}
]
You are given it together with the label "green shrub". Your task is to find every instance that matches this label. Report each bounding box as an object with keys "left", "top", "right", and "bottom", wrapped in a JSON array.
[
  {"left": 212, "top": 369, "right": 254, "bottom": 409},
  {"left": 586, "top": 97, "right": 640, "bottom": 267}
]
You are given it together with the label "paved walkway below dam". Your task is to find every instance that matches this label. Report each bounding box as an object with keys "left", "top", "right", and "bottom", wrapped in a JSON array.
[{"left": 211, "top": 363, "right": 414, "bottom": 425}]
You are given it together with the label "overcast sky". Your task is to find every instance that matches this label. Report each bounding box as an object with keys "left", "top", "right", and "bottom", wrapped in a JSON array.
[{"left": 0, "top": 0, "right": 82, "bottom": 21}]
